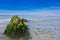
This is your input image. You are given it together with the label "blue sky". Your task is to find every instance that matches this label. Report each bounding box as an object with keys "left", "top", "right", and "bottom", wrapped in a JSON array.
[
  {"left": 0, "top": 0, "right": 60, "bottom": 16},
  {"left": 0, "top": 0, "right": 60, "bottom": 10}
]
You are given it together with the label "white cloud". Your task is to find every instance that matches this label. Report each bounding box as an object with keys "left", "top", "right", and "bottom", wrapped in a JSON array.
[{"left": 0, "top": 9, "right": 60, "bottom": 17}]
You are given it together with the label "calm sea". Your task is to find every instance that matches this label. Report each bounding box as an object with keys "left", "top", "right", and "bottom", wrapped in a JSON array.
[{"left": 0, "top": 15, "right": 60, "bottom": 40}]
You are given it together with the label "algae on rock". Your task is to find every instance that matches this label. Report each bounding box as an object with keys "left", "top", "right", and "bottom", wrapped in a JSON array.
[{"left": 4, "top": 15, "right": 28, "bottom": 36}]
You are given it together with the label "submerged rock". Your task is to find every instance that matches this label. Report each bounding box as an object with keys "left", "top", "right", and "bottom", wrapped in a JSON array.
[{"left": 4, "top": 15, "right": 28, "bottom": 37}]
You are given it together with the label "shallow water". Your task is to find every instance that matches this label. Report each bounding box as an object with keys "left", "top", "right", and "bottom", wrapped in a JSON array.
[{"left": 0, "top": 15, "right": 60, "bottom": 40}]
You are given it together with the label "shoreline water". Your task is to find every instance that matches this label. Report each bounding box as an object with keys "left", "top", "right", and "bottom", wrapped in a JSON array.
[{"left": 0, "top": 15, "right": 60, "bottom": 40}]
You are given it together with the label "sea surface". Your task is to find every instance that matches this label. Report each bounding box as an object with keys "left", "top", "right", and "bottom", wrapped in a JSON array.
[{"left": 0, "top": 15, "right": 60, "bottom": 40}]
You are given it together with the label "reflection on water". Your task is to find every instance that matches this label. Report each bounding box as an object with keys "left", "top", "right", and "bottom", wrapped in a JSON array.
[{"left": 0, "top": 16, "right": 60, "bottom": 40}]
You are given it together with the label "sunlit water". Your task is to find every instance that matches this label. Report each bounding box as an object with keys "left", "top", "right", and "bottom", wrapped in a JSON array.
[{"left": 0, "top": 15, "right": 60, "bottom": 40}]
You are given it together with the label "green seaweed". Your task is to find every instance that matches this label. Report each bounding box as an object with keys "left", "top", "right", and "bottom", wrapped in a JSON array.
[{"left": 4, "top": 15, "right": 28, "bottom": 37}]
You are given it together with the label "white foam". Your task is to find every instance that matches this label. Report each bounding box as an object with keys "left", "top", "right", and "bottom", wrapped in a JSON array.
[{"left": 0, "top": 19, "right": 10, "bottom": 23}]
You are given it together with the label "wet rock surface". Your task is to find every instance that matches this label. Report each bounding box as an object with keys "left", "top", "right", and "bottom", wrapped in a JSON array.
[{"left": 4, "top": 15, "right": 28, "bottom": 37}]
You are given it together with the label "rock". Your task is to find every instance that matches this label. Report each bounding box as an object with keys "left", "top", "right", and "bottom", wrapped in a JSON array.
[
  {"left": 22, "top": 18, "right": 28, "bottom": 22},
  {"left": 4, "top": 15, "right": 28, "bottom": 37}
]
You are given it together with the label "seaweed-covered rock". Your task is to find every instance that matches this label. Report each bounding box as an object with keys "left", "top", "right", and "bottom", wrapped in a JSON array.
[{"left": 4, "top": 15, "right": 28, "bottom": 36}]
